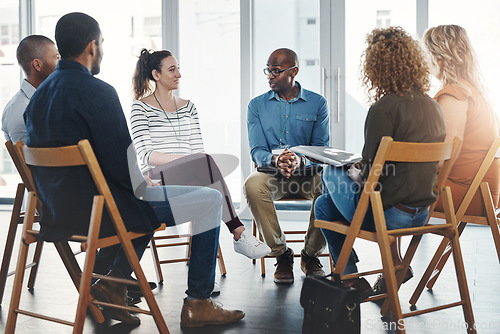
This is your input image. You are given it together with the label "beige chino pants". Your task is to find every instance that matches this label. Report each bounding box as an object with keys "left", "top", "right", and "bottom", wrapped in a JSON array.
[{"left": 243, "top": 170, "right": 326, "bottom": 257}]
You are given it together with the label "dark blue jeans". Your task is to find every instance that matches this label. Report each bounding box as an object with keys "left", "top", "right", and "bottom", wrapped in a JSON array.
[
  {"left": 315, "top": 166, "right": 429, "bottom": 274},
  {"left": 95, "top": 184, "right": 222, "bottom": 299}
]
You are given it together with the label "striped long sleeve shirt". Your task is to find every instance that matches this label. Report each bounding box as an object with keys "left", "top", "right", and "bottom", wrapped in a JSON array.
[{"left": 130, "top": 100, "right": 204, "bottom": 173}]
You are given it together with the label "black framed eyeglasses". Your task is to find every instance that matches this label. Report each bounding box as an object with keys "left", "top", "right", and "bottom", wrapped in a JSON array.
[{"left": 263, "top": 65, "right": 298, "bottom": 77}]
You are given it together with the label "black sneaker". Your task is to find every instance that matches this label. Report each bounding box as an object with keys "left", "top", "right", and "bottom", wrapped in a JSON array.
[
  {"left": 300, "top": 250, "right": 325, "bottom": 277},
  {"left": 274, "top": 248, "right": 294, "bottom": 284}
]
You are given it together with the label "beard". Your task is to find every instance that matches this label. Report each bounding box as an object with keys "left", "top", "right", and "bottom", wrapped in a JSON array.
[
  {"left": 91, "top": 45, "right": 103, "bottom": 75},
  {"left": 91, "top": 63, "right": 100, "bottom": 75}
]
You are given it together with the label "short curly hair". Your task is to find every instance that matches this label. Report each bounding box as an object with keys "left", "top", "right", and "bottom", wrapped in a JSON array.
[{"left": 362, "top": 26, "right": 430, "bottom": 102}]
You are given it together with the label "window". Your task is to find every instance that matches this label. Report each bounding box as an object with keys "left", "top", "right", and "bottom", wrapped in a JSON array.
[
  {"left": 179, "top": 0, "right": 241, "bottom": 201},
  {"left": 345, "top": 0, "right": 416, "bottom": 153},
  {"left": 143, "top": 16, "right": 161, "bottom": 38},
  {"left": 429, "top": 0, "right": 500, "bottom": 115},
  {"left": 253, "top": 0, "right": 321, "bottom": 98},
  {"left": 34, "top": 0, "right": 162, "bottom": 113},
  {"left": 305, "top": 59, "right": 318, "bottom": 66},
  {"left": 0, "top": 0, "right": 19, "bottom": 199}
]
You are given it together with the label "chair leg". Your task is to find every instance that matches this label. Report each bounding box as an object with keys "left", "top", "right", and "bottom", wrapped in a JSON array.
[
  {"left": 27, "top": 240, "right": 43, "bottom": 290},
  {"left": 54, "top": 241, "right": 104, "bottom": 324},
  {"left": 381, "top": 234, "right": 423, "bottom": 317},
  {"left": 150, "top": 237, "right": 164, "bottom": 284},
  {"left": 480, "top": 183, "right": 500, "bottom": 263},
  {"left": 371, "top": 193, "right": 405, "bottom": 333},
  {"left": 0, "top": 183, "right": 25, "bottom": 306},
  {"left": 442, "top": 187, "right": 476, "bottom": 334},
  {"left": 251, "top": 219, "right": 268, "bottom": 276},
  {"left": 426, "top": 222, "right": 467, "bottom": 290},
  {"left": 74, "top": 196, "right": 106, "bottom": 333},
  {"left": 252, "top": 220, "right": 257, "bottom": 265},
  {"left": 409, "top": 221, "right": 467, "bottom": 306},
  {"left": 5, "top": 191, "right": 37, "bottom": 334},
  {"left": 258, "top": 230, "right": 266, "bottom": 277},
  {"left": 106, "top": 197, "right": 170, "bottom": 333},
  {"left": 5, "top": 232, "right": 30, "bottom": 333},
  {"left": 217, "top": 245, "right": 227, "bottom": 276},
  {"left": 187, "top": 227, "right": 192, "bottom": 266},
  {"left": 449, "top": 231, "right": 477, "bottom": 334}
]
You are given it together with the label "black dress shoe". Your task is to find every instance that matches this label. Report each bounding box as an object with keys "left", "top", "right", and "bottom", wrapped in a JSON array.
[
  {"left": 91, "top": 269, "right": 141, "bottom": 325},
  {"left": 127, "top": 295, "right": 142, "bottom": 306},
  {"left": 344, "top": 277, "right": 375, "bottom": 300},
  {"left": 373, "top": 266, "right": 414, "bottom": 294},
  {"left": 127, "top": 278, "right": 158, "bottom": 298}
]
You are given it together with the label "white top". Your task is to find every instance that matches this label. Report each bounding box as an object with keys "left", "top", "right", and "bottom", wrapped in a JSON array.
[
  {"left": 130, "top": 99, "right": 204, "bottom": 173},
  {"left": 2, "top": 79, "right": 36, "bottom": 143}
]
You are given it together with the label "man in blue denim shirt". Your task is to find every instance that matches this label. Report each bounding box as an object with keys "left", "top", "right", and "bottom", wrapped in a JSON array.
[{"left": 244, "top": 48, "right": 329, "bottom": 284}]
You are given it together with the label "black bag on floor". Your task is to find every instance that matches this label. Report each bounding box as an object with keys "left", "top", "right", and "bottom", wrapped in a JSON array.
[{"left": 300, "top": 273, "right": 361, "bottom": 334}]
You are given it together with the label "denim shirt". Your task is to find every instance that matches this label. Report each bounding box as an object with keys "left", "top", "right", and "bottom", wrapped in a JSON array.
[{"left": 247, "top": 82, "right": 330, "bottom": 166}]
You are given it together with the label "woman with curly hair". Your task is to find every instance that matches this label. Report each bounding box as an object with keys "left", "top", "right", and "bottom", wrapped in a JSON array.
[
  {"left": 423, "top": 25, "right": 500, "bottom": 216},
  {"left": 314, "top": 27, "right": 446, "bottom": 298}
]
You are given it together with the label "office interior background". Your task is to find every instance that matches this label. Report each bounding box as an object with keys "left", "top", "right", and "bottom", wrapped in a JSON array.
[{"left": 0, "top": 0, "right": 499, "bottom": 219}]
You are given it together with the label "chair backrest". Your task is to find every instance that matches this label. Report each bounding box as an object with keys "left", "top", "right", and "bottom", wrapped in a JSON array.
[
  {"left": 5, "top": 141, "right": 37, "bottom": 193},
  {"left": 5, "top": 140, "right": 44, "bottom": 213},
  {"left": 14, "top": 139, "right": 126, "bottom": 231},
  {"left": 447, "top": 137, "right": 500, "bottom": 221},
  {"left": 350, "top": 136, "right": 463, "bottom": 227}
]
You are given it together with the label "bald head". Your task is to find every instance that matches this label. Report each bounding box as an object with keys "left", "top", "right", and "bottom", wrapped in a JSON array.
[
  {"left": 269, "top": 48, "right": 299, "bottom": 68},
  {"left": 16, "top": 35, "right": 56, "bottom": 75}
]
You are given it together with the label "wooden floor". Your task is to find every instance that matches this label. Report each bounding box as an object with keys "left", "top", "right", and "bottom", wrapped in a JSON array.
[{"left": 0, "top": 206, "right": 499, "bottom": 333}]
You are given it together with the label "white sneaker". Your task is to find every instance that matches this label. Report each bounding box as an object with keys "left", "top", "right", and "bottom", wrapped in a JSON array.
[
  {"left": 233, "top": 229, "right": 271, "bottom": 259},
  {"left": 211, "top": 281, "right": 220, "bottom": 295}
]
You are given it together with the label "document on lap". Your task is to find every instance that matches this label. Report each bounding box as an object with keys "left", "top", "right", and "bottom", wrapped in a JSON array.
[{"left": 290, "top": 146, "right": 362, "bottom": 167}]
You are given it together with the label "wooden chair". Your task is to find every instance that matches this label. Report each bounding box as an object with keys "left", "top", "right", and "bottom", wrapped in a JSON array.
[
  {"left": 410, "top": 137, "right": 500, "bottom": 306},
  {"left": 315, "top": 137, "right": 476, "bottom": 334},
  {"left": 0, "top": 141, "right": 44, "bottom": 306},
  {"left": 5, "top": 140, "right": 169, "bottom": 334},
  {"left": 149, "top": 226, "right": 227, "bottom": 284}
]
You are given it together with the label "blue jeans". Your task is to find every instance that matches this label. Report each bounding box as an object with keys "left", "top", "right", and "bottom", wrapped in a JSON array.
[
  {"left": 149, "top": 185, "right": 222, "bottom": 299},
  {"left": 314, "top": 166, "right": 429, "bottom": 274},
  {"left": 95, "top": 185, "right": 222, "bottom": 299}
]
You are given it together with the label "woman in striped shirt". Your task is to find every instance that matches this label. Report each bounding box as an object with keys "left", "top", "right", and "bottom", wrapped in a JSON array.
[{"left": 131, "top": 49, "right": 270, "bottom": 260}]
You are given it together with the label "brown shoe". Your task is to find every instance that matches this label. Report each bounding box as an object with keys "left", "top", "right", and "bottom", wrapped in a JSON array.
[
  {"left": 344, "top": 277, "right": 375, "bottom": 300},
  {"left": 90, "top": 269, "right": 141, "bottom": 325},
  {"left": 300, "top": 250, "right": 326, "bottom": 277},
  {"left": 180, "top": 298, "right": 245, "bottom": 327},
  {"left": 274, "top": 248, "right": 294, "bottom": 284},
  {"left": 373, "top": 266, "right": 414, "bottom": 295}
]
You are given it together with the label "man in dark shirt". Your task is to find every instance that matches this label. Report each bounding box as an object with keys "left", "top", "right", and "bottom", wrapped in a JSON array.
[{"left": 24, "top": 12, "right": 244, "bottom": 327}]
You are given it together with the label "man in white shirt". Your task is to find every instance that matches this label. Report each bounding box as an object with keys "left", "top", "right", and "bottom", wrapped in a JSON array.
[{"left": 2, "top": 35, "right": 59, "bottom": 143}]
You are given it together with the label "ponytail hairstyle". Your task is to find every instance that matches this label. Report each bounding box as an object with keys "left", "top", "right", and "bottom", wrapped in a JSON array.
[{"left": 133, "top": 48, "right": 173, "bottom": 100}]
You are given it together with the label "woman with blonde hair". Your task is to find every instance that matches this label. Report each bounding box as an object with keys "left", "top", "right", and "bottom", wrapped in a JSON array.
[
  {"left": 314, "top": 27, "right": 446, "bottom": 298},
  {"left": 423, "top": 24, "right": 500, "bottom": 215},
  {"left": 131, "top": 49, "right": 270, "bottom": 260}
]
